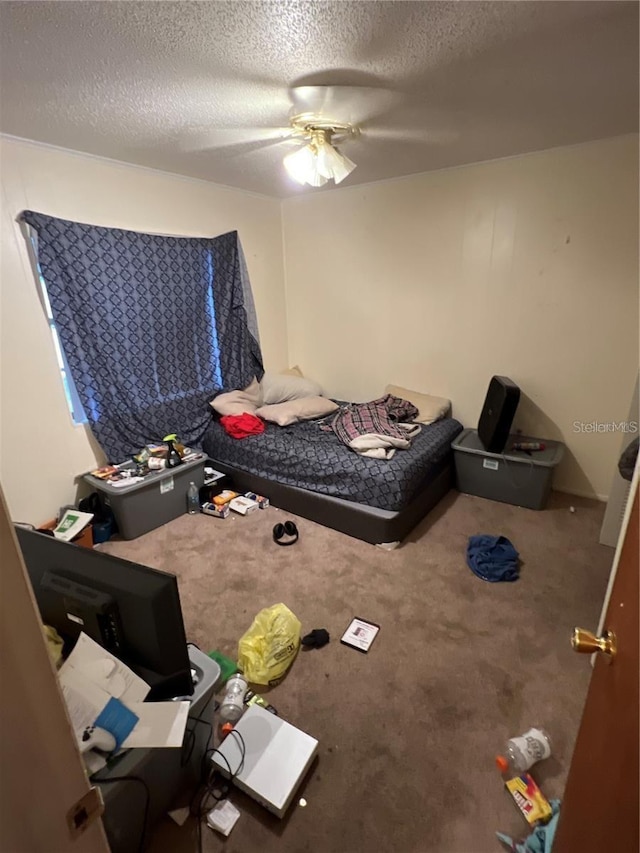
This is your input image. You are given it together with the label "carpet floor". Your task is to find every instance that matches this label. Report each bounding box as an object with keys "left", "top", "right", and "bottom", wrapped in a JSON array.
[{"left": 100, "top": 489, "right": 612, "bottom": 853}]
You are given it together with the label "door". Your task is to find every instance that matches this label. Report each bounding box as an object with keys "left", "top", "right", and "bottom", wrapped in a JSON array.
[
  {"left": 554, "top": 479, "right": 639, "bottom": 851},
  {"left": 0, "top": 484, "right": 110, "bottom": 853}
]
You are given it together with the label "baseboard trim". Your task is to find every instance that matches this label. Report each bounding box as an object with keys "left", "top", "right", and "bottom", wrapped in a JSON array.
[{"left": 555, "top": 488, "right": 608, "bottom": 502}]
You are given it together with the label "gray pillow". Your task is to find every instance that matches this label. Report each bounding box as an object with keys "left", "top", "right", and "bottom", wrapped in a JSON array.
[{"left": 260, "top": 372, "right": 323, "bottom": 405}]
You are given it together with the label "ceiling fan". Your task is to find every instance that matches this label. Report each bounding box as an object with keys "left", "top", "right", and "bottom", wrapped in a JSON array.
[{"left": 183, "top": 83, "right": 456, "bottom": 189}]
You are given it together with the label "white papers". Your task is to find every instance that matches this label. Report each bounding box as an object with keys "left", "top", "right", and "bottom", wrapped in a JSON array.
[
  {"left": 62, "top": 633, "right": 149, "bottom": 704},
  {"left": 122, "top": 701, "right": 190, "bottom": 748},
  {"left": 53, "top": 509, "right": 94, "bottom": 541},
  {"left": 58, "top": 633, "right": 190, "bottom": 751},
  {"left": 59, "top": 670, "right": 112, "bottom": 743}
]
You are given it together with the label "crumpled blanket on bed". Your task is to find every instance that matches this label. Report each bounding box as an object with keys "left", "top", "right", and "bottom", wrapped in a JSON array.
[{"left": 329, "top": 394, "right": 421, "bottom": 459}]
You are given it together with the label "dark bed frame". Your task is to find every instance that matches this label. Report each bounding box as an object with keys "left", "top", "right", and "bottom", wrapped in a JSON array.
[{"left": 208, "top": 455, "right": 454, "bottom": 546}]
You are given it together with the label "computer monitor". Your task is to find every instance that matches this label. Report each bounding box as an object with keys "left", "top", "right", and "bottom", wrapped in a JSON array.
[{"left": 16, "top": 527, "right": 194, "bottom": 701}]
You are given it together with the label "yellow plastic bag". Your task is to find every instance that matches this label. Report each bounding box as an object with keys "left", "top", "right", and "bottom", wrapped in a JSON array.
[{"left": 237, "top": 603, "right": 301, "bottom": 686}]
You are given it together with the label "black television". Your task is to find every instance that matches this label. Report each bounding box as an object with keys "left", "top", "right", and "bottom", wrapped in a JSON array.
[{"left": 16, "top": 527, "right": 194, "bottom": 701}]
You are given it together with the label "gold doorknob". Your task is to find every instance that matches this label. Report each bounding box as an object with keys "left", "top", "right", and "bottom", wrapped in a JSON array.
[{"left": 572, "top": 627, "right": 617, "bottom": 659}]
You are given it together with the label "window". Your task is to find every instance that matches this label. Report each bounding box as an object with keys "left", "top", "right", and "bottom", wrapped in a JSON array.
[{"left": 26, "top": 230, "right": 87, "bottom": 425}]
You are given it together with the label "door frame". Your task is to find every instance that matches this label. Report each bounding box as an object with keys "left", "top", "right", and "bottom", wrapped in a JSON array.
[{"left": 0, "top": 483, "right": 110, "bottom": 853}]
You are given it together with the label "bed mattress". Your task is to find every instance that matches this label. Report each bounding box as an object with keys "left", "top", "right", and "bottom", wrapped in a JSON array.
[{"left": 202, "top": 413, "right": 463, "bottom": 512}]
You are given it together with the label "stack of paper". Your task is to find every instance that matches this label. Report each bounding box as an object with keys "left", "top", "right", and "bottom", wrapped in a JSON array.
[{"left": 59, "top": 633, "right": 190, "bottom": 755}]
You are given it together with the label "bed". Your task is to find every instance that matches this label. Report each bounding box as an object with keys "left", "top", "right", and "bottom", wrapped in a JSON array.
[{"left": 202, "top": 409, "right": 463, "bottom": 546}]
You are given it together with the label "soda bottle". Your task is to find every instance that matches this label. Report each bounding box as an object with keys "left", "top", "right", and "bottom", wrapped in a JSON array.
[
  {"left": 496, "top": 727, "right": 552, "bottom": 776},
  {"left": 219, "top": 673, "right": 248, "bottom": 724}
]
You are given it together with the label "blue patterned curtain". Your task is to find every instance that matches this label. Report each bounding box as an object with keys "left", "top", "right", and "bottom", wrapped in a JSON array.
[{"left": 21, "top": 211, "right": 263, "bottom": 462}]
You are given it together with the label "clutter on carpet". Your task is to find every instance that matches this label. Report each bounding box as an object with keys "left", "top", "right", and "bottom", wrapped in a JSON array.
[
  {"left": 497, "top": 799, "right": 560, "bottom": 853},
  {"left": 466, "top": 534, "right": 520, "bottom": 582},
  {"left": 340, "top": 617, "right": 380, "bottom": 653},
  {"left": 237, "top": 603, "right": 301, "bottom": 686},
  {"left": 207, "top": 650, "right": 238, "bottom": 684},
  {"left": 503, "top": 772, "right": 553, "bottom": 826},
  {"left": 272, "top": 520, "right": 299, "bottom": 545},
  {"left": 301, "top": 628, "right": 330, "bottom": 649}
]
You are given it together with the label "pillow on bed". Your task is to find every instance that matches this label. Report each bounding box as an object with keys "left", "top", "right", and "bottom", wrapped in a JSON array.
[
  {"left": 256, "top": 397, "right": 338, "bottom": 427},
  {"left": 280, "top": 365, "right": 304, "bottom": 377},
  {"left": 261, "top": 371, "right": 323, "bottom": 405},
  {"left": 385, "top": 384, "right": 451, "bottom": 424},
  {"left": 210, "top": 377, "right": 263, "bottom": 416}
]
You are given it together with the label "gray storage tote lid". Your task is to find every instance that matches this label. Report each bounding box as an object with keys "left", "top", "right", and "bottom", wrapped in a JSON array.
[
  {"left": 83, "top": 455, "right": 206, "bottom": 495},
  {"left": 452, "top": 428, "right": 564, "bottom": 467}
]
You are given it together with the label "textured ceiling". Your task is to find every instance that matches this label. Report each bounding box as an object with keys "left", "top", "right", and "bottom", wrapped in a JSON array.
[{"left": 0, "top": 1, "right": 637, "bottom": 198}]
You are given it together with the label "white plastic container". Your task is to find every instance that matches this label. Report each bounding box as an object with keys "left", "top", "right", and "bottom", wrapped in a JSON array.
[
  {"left": 496, "top": 726, "right": 552, "bottom": 776},
  {"left": 219, "top": 673, "right": 248, "bottom": 724}
]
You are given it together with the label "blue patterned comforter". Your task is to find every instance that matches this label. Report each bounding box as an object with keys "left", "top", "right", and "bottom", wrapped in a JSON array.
[{"left": 202, "top": 412, "right": 463, "bottom": 512}]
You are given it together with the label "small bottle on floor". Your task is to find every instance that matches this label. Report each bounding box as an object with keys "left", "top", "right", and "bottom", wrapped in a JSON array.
[
  {"left": 496, "top": 726, "right": 552, "bottom": 776},
  {"left": 186, "top": 482, "right": 200, "bottom": 514}
]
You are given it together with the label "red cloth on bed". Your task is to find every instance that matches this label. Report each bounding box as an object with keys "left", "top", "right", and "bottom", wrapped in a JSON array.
[{"left": 220, "top": 413, "right": 265, "bottom": 439}]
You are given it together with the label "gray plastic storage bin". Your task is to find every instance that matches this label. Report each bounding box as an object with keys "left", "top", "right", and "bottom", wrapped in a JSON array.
[
  {"left": 452, "top": 429, "right": 564, "bottom": 510},
  {"left": 84, "top": 456, "right": 207, "bottom": 539}
]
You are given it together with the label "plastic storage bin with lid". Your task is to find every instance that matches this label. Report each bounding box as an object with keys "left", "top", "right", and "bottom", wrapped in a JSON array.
[
  {"left": 83, "top": 455, "right": 208, "bottom": 539},
  {"left": 451, "top": 429, "right": 564, "bottom": 510}
]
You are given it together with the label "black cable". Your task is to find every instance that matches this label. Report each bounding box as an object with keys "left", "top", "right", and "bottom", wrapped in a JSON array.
[
  {"left": 180, "top": 691, "right": 216, "bottom": 768},
  {"left": 92, "top": 774, "right": 150, "bottom": 853},
  {"left": 182, "top": 715, "right": 213, "bottom": 768},
  {"left": 190, "top": 728, "right": 247, "bottom": 851}
]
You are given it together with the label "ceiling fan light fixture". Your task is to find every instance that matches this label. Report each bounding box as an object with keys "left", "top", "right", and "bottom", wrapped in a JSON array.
[
  {"left": 283, "top": 143, "right": 327, "bottom": 187},
  {"left": 315, "top": 139, "right": 356, "bottom": 184},
  {"left": 284, "top": 123, "right": 357, "bottom": 187}
]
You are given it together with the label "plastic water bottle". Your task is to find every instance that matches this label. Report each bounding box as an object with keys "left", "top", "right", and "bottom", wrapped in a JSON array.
[
  {"left": 186, "top": 482, "right": 200, "bottom": 515},
  {"left": 496, "top": 727, "right": 552, "bottom": 776},
  {"left": 219, "top": 673, "right": 248, "bottom": 724}
]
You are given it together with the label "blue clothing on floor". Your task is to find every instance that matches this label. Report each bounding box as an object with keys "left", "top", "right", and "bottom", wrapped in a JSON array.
[
  {"left": 496, "top": 799, "right": 560, "bottom": 853},
  {"left": 466, "top": 535, "right": 520, "bottom": 582}
]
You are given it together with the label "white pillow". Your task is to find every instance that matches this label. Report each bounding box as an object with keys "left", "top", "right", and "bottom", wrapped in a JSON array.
[
  {"left": 385, "top": 384, "right": 451, "bottom": 425},
  {"left": 256, "top": 397, "right": 338, "bottom": 427},
  {"left": 260, "top": 371, "right": 322, "bottom": 405},
  {"left": 210, "top": 377, "right": 263, "bottom": 416}
]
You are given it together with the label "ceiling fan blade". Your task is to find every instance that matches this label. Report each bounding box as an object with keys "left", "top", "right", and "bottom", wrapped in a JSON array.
[
  {"left": 361, "top": 126, "right": 460, "bottom": 145},
  {"left": 210, "top": 136, "right": 300, "bottom": 161},
  {"left": 182, "top": 126, "right": 292, "bottom": 153},
  {"left": 288, "top": 85, "right": 402, "bottom": 127}
]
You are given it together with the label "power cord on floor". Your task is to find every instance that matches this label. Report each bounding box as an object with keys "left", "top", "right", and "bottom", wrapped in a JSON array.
[
  {"left": 190, "top": 729, "right": 247, "bottom": 853},
  {"left": 92, "top": 774, "right": 150, "bottom": 853}
]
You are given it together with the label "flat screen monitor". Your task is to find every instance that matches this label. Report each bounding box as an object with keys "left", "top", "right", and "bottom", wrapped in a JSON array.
[{"left": 16, "top": 527, "right": 194, "bottom": 701}]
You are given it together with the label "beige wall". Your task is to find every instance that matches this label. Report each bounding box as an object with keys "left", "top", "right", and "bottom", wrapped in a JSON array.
[
  {"left": 0, "top": 137, "right": 286, "bottom": 524},
  {"left": 1, "top": 135, "right": 637, "bottom": 518},
  {"left": 282, "top": 135, "right": 639, "bottom": 499}
]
